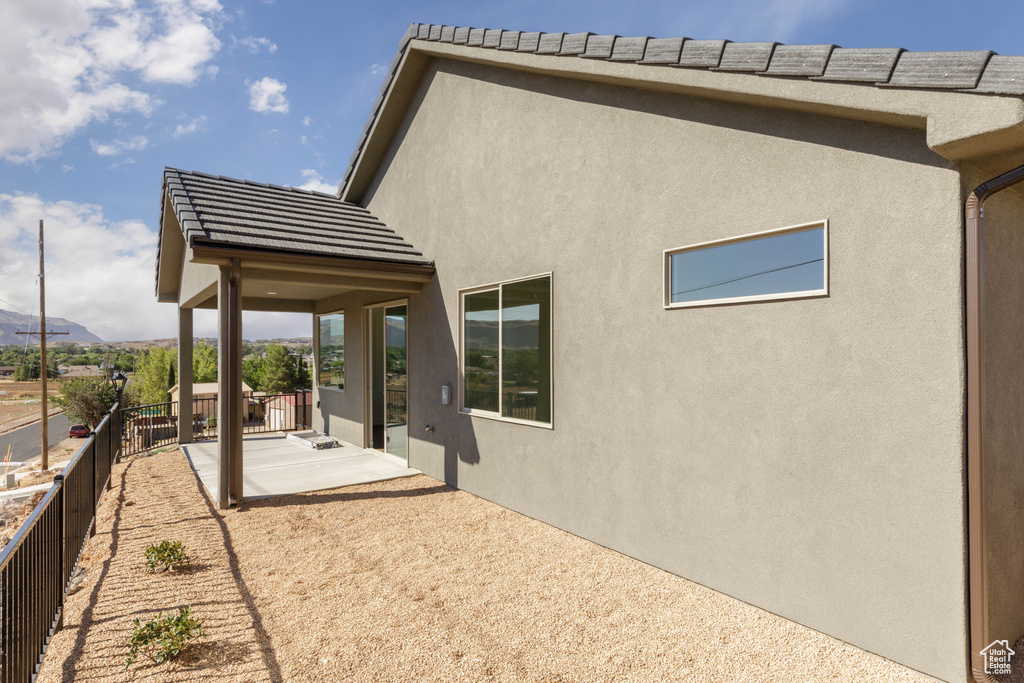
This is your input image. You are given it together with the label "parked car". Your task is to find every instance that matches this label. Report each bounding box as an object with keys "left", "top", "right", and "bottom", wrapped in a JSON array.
[{"left": 68, "top": 424, "right": 90, "bottom": 438}]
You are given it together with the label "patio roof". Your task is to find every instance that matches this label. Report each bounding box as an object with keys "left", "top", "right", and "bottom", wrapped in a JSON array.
[{"left": 155, "top": 168, "right": 434, "bottom": 312}]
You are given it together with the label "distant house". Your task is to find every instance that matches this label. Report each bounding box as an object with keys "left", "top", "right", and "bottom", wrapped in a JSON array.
[
  {"left": 0, "top": 367, "right": 14, "bottom": 377},
  {"left": 264, "top": 392, "right": 311, "bottom": 431},
  {"left": 154, "top": 23, "right": 1024, "bottom": 683},
  {"left": 170, "top": 382, "right": 253, "bottom": 421}
]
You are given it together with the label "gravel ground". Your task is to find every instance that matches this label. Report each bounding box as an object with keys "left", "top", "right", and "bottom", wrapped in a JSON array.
[{"left": 38, "top": 449, "right": 935, "bottom": 682}]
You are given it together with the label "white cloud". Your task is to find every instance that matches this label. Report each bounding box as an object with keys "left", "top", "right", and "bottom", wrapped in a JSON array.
[
  {"left": 0, "top": 0, "right": 223, "bottom": 162},
  {"left": 295, "top": 169, "right": 337, "bottom": 195},
  {"left": 301, "top": 116, "right": 312, "bottom": 127},
  {"left": 0, "top": 193, "right": 170, "bottom": 341},
  {"left": 89, "top": 135, "right": 149, "bottom": 156},
  {"left": 61, "top": 165, "right": 74, "bottom": 173},
  {"left": 248, "top": 77, "right": 289, "bottom": 114},
  {"left": 0, "top": 193, "right": 314, "bottom": 342},
  {"left": 370, "top": 63, "right": 387, "bottom": 76},
  {"left": 172, "top": 115, "right": 207, "bottom": 137},
  {"left": 234, "top": 35, "right": 277, "bottom": 54}
]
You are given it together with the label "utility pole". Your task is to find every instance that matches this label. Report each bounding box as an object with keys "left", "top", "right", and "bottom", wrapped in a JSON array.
[{"left": 16, "top": 220, "right": 68, "bottom": 471}]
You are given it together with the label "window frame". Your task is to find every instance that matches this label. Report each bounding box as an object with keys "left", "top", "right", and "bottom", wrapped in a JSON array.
[
  {"left": 458, "top": 272, "right": 554, "bottom": 430},
  {"left": 315, "top": 309, "right": 346, "bottom": 393},
  {"left": 663, "top": 220, "right": 829, "bottom": 309}
]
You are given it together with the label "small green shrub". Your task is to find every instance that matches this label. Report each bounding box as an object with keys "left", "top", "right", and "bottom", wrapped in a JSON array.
[
  {"left": 144, "top": 540, "right": 190, "bottom": 573},
  {"left": 125, "top": 606, "right": 205, "bottom": 669}
]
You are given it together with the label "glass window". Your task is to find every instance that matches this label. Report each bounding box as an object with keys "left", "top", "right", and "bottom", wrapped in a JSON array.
[
  {"left": 666, "top": 222, "right": 828, "bottom": 307},
  {"left": 461, "top": 275, "right": 551, "bottom": 425},
  {"left": 317, "top": 313, "right": 344, "bottom": 390}
]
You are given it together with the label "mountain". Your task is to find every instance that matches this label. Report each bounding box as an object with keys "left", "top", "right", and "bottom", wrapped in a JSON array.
[{"left": 0, "top": 309, "right": 103, "bottom": 345}]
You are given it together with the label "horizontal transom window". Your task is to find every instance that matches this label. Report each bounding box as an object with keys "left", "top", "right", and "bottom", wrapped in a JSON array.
[{"left": 664, "top": 220, "right": 828, "bottom": 308}]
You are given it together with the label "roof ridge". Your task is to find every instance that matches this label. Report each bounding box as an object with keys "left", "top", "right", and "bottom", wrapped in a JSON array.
[
  {"left": 171, "top": 167, "right": 341, "bottom": 199},
  {"left": 336, "top": 23, "right": 1024, "bottom": 198}
]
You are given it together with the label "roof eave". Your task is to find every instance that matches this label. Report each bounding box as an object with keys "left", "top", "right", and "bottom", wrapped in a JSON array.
[{"left": 339, "top": 27, "right": 1024, "bottom": 202}]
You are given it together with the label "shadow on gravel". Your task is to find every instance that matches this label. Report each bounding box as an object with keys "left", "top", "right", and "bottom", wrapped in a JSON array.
[
  {"left": 244, "top": 481, "right": 452, "bottom": 510},
  {"left": 59, "top": 460, "right": 131, "bottom": 681},
  {"left": 186, "top": 462, "right": 284, "bottom": 682}
]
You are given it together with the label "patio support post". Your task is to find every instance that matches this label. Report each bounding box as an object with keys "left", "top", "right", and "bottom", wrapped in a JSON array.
[
  {"left": 217, "top": 259, "right": 243, "bottom": 508},
  {"left": 178, "top": 307, "right": 193, "bottom": 445}
]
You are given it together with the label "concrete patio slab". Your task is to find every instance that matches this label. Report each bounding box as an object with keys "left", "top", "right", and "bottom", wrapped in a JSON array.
[{"left": 180, "top": 432, "right": 419, "bottom": 500}]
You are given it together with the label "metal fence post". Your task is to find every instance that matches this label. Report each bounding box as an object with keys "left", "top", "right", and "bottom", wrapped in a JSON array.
[
  {"left": 53, "top": 474, "right": 65, "bottom": 634},
  {"left": 89, "top": 438, "right": 96, "bottom": 539}
]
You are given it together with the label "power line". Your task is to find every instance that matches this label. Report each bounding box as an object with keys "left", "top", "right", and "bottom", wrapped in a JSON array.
[
  {"left": 672, "top": 258, "right": 824, "bottom": 297},
  {"left": 0, "top": 296, "right": 31, "bottom": 315}
]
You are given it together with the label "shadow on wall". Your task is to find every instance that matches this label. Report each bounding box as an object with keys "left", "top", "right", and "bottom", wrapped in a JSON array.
[{"left": 412, "top": 276, "right": 480, "bottom": 489}]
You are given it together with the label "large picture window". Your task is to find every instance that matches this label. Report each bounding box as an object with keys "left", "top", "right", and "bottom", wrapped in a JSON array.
[
  {"left": 664, "top": 220, "right": 828, "bottom": 308},
  {"left": 461, "top": 274, "right": 551, "bottom": 426},
  {"left": 317, "top": 312, "right": 345, "bottom": 390}
]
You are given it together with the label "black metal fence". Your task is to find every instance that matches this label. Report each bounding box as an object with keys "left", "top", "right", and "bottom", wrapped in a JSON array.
[
  {"left": 463, "top": 389, "right": 538, "bottom": 421},
  {"left": 122, "top": 390, "right": 314, "bottom": 457},
  {"left": 0, "top": 402, "right": 121, "bottom": 683},
  {"left": 121, "top": 402, "right": 178, "bottom": 458},
  {"left": 386, "top": 388, "right": 406, "bottom": 424}
]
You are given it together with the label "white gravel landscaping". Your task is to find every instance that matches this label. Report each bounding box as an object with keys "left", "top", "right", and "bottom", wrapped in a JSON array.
[{"left": 37, "top": 449, "right": 935, "bottom": 681}]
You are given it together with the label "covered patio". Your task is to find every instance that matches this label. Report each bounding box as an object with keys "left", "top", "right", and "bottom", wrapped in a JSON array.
[
  {"left": 181, "top": 433, "right": 419, "bottom": 499},
  {"left": 155, "top": 168, "right": 434, "bottom": 508}
]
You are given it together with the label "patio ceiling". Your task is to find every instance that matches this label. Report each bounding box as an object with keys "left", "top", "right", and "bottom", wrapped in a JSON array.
[{"left": 155, "top": 168, "right": 435, "bottom": 313}]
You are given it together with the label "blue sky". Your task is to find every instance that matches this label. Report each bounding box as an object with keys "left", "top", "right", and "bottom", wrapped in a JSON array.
[{"left": 1, "top": 0, "right": 1023, "bottom": 341}]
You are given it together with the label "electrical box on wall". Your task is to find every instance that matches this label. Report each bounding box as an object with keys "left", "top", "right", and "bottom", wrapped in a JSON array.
[{"left": 441, "top": 383, "right": 451, "bottom": 406}]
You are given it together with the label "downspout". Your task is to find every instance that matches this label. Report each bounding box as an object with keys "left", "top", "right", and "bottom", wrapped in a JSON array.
[{"left": 966, "top": 162, "right": 1024, "bottom": 682}]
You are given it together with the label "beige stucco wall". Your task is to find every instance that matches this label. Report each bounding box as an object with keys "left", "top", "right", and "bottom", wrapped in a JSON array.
[
  {"left": 324, "top": 59, "right": 970, "bottom": 681},
  {"left": 966, "top": 163, "right": 1024, "bottom": 653}
]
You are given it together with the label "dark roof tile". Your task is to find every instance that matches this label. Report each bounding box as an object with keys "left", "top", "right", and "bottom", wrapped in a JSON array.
[
  {"left": 714, "top": 41, "right": 777, "bottom": 72},
  {"left": 581, "top": 34, "right": 618, "bottom": 60},
  {"left": 482, "top": 29, "right": 502, "bottom": 49},
  {"left": 765, "top": 44, "right": 835, "bottom": 77},
  {"left": 162, "top": 169, "right": 431, "bottom": 267},
  {"left": 536, "top": 32, "right": 564, "bottom": 55},
  {"left": 639, "top": 37, "right": 685, "bottom": 65},
  {"left": 559, "top": 32, "right": 591, "bottom": 56},
  {"left": 517, "top": 32, "right": 542, "bottom": 52},
  {"left": 974, "top": 55, "right": 1024, "bottom": 95},
  {"left": 884, "top": 50, "right": 992, "bottom": 89},
  {"left": 814, "top": 47, "right": 903, "bottom": 83},
  {"left": 467, "top": 28, "right": 486, "bottom": 47},
  {"left": 677, "top": 39, "right": 729, "bottom": 68},
  {"left": 498, "top": 30, "right": 521, "bottom": 51}
]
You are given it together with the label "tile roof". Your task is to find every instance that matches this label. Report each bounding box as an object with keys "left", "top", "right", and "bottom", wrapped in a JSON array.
[
  {"left": 161, "top": 168, "right": 431, "bottom": 266},
  {"left": 338, "top": 23, "right": 1024, "bottom": 196}
]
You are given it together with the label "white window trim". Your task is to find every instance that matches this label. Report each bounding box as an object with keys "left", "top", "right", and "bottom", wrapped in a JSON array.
[
  {"left": 663, "top": 219, "right": 830, "bottom": 309},
  {"left": 315, "top": 308, "right": 345, "bottom": 392},
  {"left": 458, "top": 272, "right": 553, "bottom": 430}
]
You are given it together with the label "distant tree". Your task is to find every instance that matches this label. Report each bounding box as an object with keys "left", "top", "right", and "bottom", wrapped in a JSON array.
[
  {"left": 296, "top": 355, "right": 311, "bottom": 390},
  {"left": 242, "top": 355, "right": 267, "bottom": 392},
  {"left": 14, "top": 364, "right": 36, "bottom": 381},
  {"left": 135, "top": 347, "right": 175, "bottom": 405},
  {"left": 53, "top": 378, "right": 115, "bottom": 428},
  {"left": 263, "top": 345, "right": 298, "bottom": 394},
  {"left": 192, "top": 341, "right": 217, "bottom": 383}
]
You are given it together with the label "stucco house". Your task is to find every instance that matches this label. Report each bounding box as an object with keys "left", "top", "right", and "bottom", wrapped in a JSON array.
[
  {"left": 169, "top": 381, "right": 254, "bottom": 421},
  {"left": 154, "top": 23, "right": 1024, "bottom": 682}
]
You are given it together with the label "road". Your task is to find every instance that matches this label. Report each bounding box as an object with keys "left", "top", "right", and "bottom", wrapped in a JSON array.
[{"left": 0, "top": 414, "right": 71, "bottom": 464}]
